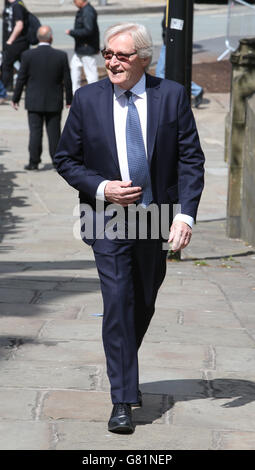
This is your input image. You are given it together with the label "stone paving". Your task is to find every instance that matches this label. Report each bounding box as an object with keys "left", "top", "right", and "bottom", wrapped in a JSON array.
[
  {"left": 1, "top": 87, "right": 255, "bottom": 450},
  {"left": 0, "top": 1, "right": 255, "bottom": 452}
]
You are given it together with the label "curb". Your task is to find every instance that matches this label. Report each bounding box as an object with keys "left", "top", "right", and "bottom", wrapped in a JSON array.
[
  {"left": 0, "top": 4, "right": 227, "bottom": 19},
  {"left": 14, "top": 5, "right": 165, "bottom": 18}
]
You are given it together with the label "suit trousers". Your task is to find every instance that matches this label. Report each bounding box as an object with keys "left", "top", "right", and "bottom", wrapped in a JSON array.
[
  {"left": 28, "top": 111, "right": 62, "bottom": 165},
  {"left": 92, "top": 235, "right": 167, "bottom": 404}
]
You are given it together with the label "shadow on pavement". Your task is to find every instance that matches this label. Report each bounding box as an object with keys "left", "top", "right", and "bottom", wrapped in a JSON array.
[
  {"left": 0, "top": 335, "right": 58, "bottom": 360},
  {"left": 0, "top": 259, "right": 96, "bottom": 274},
  {"left": 0, "top": 261, "right": 101, "bottom": 317},
  {"left": 133, "top": 378, "right": 255, "bottom": 426},
  {"left": 0, "top": 161, "right": 28, "bottom": 253}
]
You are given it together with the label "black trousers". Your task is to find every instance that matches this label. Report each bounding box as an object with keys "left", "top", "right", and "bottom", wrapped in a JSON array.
[
  {"left": 1, "top": 41, "right": 29, "bottom": 88},
  {"left": 28, "top": 111, "right": 62, "bottom": 165},
  {"left": 92, "top": 236, "right": 168, "bottom": 404}
]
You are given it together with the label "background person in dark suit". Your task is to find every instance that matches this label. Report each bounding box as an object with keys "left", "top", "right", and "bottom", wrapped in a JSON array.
[
  {"left": 12, "top": 25, "right": 73, "bottom": 170},
  {"left": 54, "top": 23, "right": 205, "bottom": 434}
]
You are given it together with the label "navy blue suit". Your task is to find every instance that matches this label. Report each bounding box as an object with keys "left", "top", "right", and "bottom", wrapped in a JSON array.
[{"left": 54, "top": 74, "right": 204, "bottom": 404}]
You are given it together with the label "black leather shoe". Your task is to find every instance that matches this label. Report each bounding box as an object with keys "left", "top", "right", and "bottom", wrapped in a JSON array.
[
  {"left": 108, "top": 403, "right": 134, "bottom": 434},
  {"left": 24, "top": 163, "right": 39, "bottom": 171},
  {"left": 131, "top": 390, "right": 142, "bottom": 407}
]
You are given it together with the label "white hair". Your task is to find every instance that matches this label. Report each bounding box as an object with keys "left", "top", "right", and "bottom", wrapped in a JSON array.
[{"left": 104, "top": 23, "right": 153, "bottom": 64}]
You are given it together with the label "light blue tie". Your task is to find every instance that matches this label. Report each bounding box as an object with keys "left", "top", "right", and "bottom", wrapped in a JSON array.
[{"left": 125, "top": 90, "right": 153, "bottom": 207}]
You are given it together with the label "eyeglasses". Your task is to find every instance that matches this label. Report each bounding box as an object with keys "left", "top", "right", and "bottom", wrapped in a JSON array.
[{"left": 101, "top": 49, "right": 138, "bottom": 62}]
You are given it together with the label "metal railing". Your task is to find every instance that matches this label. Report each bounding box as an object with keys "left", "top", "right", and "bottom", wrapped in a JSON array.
[{"left": 218, "top": 0, "right": 255, "bottom": 61}]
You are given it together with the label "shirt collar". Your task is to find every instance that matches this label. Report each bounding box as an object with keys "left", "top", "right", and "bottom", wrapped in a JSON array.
[
  {"left": 114, "top": 73, "right": 146, "bottom": 99},
  {"left": 38, "top": 42, "right": 51, "bottom": 46}
]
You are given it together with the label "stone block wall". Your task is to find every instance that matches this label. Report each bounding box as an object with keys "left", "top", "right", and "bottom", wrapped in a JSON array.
[{"left": 241, "top": 94, "right": 255, "bottom": 246}]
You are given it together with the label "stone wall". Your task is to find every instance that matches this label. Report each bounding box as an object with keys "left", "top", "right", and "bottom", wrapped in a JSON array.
[
  {"left": 226, "top": 38, "right": 255, "bottom": 247},
  {"left": 241, "top": 94, "right": 255, "bottom": 246}
]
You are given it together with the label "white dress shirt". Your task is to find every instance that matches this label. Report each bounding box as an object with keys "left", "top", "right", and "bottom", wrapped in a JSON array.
[{"left": 96, "top": 73, "right": 193, "bottom": 228}]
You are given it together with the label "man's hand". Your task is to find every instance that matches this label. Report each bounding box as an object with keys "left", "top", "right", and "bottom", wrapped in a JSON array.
[
  {"left": 11, "top": 102, "right": 19, "bottom": 110},
  {"left": 104, "top": 180, "right": 142, "bottom": 207},
  {"left": 65, "top": 29, "right": 71, "bottom": 35},
  {"left": 168, "top": 220, "right": 192, "bottom": 252}
]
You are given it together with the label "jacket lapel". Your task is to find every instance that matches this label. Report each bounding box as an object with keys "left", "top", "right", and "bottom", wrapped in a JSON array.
[
  {"left": 98, "top": 78, "right": 120, "bottom": 173},
  {"left": 146, "top": 74, "right": 161, "bottom": 165}
]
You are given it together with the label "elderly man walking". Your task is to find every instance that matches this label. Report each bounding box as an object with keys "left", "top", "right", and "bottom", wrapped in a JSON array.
[
  {"left": 12, "top": 26, "right": 73, "bottom": 170},
  {"left": 54, "top": 23, "right": 204, "bottom": 433}
]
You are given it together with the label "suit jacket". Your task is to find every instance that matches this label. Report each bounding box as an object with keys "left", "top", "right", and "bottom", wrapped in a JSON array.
[
  {"left": 54, "top": 74, "right": 205, "bottom": 241},
  {"left": 13, "top": 45, "right": 73, "bottom": 112}
]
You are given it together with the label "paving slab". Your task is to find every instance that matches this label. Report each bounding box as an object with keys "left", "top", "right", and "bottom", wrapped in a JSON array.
[
  {"left": 172, "top": 397, "right": 255, "bottom": 432},
  {"left": 139, "top": 370, "right": 208, "bottom": 398},
  {"left": 0, "top": 303, "right": 82, "bottom": 319},
  {"left": 144, "top": 323, "right": 253, "bottom": 348},
  {"left": 0, "top": 421, "right": 51, "bottom": 450},
  {"left": 138, "top": 342, "right": 209, "bottom": 370},
  {"left": 214, "top": 431, "right": 255, "bottom": 450},
  {"left": 0, "top": 389, "right": 38, "bottom": 420},
  {"left": 0, "top": 361, "right": 99, "bottom": 390},
  {"left": 0, "top": 316, "right": 45, "bottom": 337},
  {"left": 54, "top": 421, "right": 213, "bottom": 450},
  {"left": 38, "top": 319, "right": 102, "bottom": 341},
  {"left": 215, "top": 347, "right": 255, "bottom": 373},
  {"left": 12, "top": 339, "right": 105, "bottom": 364},
  {"left": 154, "top": 308, "right": 242, "bottom": 329}
]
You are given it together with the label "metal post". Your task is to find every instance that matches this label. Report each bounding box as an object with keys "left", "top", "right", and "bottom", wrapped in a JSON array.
[
  {"left": 165, "top": 0, "right": 194, "bottom": 260},
  {"left": 185, "top": 0, "right": 194, "bottom": 100},
  {"left": 165, "top": 0, "right": 194, "bottom": 101}
]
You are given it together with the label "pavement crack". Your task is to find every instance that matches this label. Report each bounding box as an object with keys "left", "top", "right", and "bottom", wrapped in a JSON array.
[
  {"left": 212, "top": 430, "right": 223, "bottom": 450},
  {"left": 37, "top": 320, "right": 51, "bottom": 339},
  {"left": 76, "top": 305, "right": 86, "bottom": 320},
  {"left": 29, "top": 290, "right": 42, "bottom": 304},
  {"left": 32, "top": 390, "right": 49, "bottom": 421},
  {"left": 202, "top": 370, "right": 214, "bottom": 398},
  {"left": 177, "top": 311, "right": 184, "bottom": 325},
  {"left": 163, "top": 395, "right": 175, "bottom": 425},
  {"left": 49, "top": 422, "right": 60, "bottom": 450},
  {"left": 204, "top": 345, "right": 216, "bottom": 370}
]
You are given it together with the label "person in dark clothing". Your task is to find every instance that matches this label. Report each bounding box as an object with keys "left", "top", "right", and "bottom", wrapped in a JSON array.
[
  {"left": 12, "top": 25, "right": 73, "bottom": 171},
  {"left": 66, "top": 0, "right": 100, "bottom": 93},
  {"left": 155, "top": 7, "right": 204, "bottom": 108},
  {"left": 1, "top": 0, "right": 29, "bottom": 89}
]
